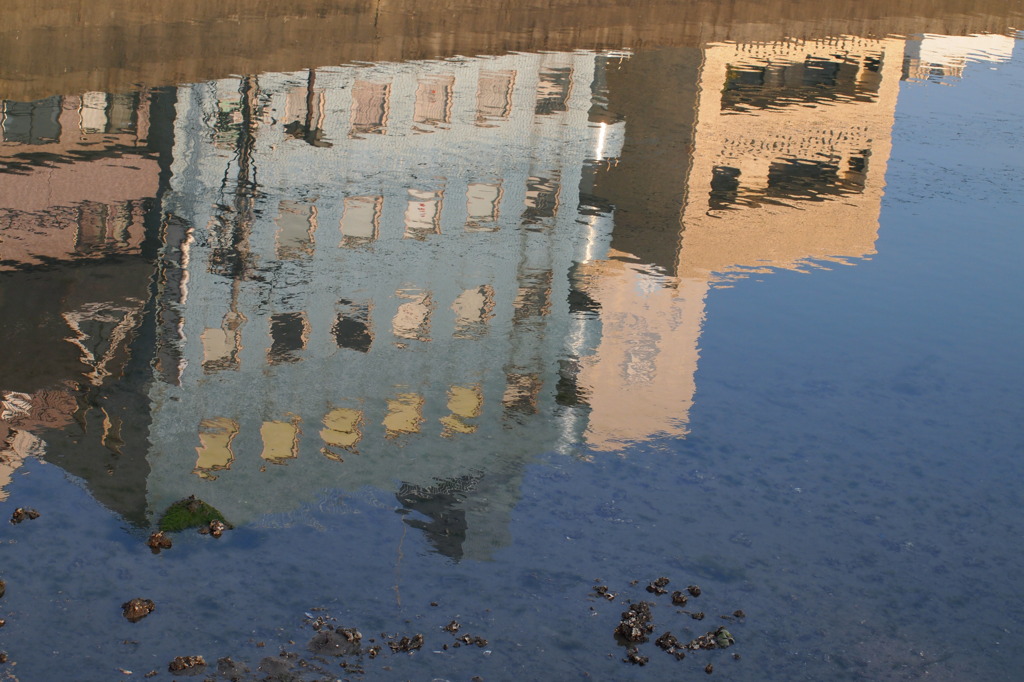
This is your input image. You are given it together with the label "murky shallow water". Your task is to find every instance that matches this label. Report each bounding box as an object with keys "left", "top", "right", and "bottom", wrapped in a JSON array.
[{"left": 1, "top": 4, "right": 1023, "bottom": 680}]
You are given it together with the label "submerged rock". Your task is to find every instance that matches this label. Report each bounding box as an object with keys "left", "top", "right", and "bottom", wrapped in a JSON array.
[
  {"left": 615, "top": 602, "right": 654, "bottom": 643},
  {"left": 167, "top": 655, "right": 205, "bottom": 673},
  {"left": 197, "top": 519, "right": 229, "bottom": 538},
  {"left": 10, "top": 508, "right": 40, "bottom": 524},
  {"left": 122, "top": 598, "right": 156, "bottom": 623},
  {"left": 388, "top": 633, "right": 425, "bottom": 653},
  {"left": 308, "top": 627, "right": 362, "bottom": 656},
  {"left": 646, "top": 577, "right": 671, "bottom": 595},
  {"left": 146, "top": 531, "right": 173, "bottom": 553},
  {"left": 158, "top": 496, "right": 230, "bottom": 533}
]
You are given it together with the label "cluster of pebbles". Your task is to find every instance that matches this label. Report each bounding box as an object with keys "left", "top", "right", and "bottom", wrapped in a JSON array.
[{"left": 593, "top": 576, "right": 745, "bottom": 672}]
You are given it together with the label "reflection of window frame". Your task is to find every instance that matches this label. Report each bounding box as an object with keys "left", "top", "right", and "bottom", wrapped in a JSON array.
[
  {"left": 522, "top": 175, "right": 560, "bottom": 225},
  {"left": 321, "top": 407, "right": 363, "bottom": 459},
  {"left": 349, "top": 80, "right": 391, "bottom": 137},
  {"left": 275, "top": 200, "right": 317, "bottom": 259},
  {"left": 332, "top": 299, "right": 374, "bottom": 353},
  {"left": 534, "top": 65, "right": 573, "bottom": 116},
  {"left": 465, "top": 182, "right": 503, "bottom": 232},
  {"left": 413, "top": 74, "right": 456, "bottom": 129},
  {"left": 392, "top": 289, "right": 434, "bottom": 342},
  {"left": 339, "top": 196, "right": 382, "bottom": 247},
  {"left": 452, "top": 285, "right": 495, "bottom": 339},
  {"left": 384, "top": 392, "right": 425, "bottom": 439},
  {"left": 502, "top": 372, "right": 543, "bottom": 418},
  {"left": 260, "top": 416, "right": 302, "bottom": 465},
  {"left": 194, "top": 417, "right": 239, "bottom": 480},
  {"left": 267, "top": 311, "right": 310, "bottom": 365},
  {"left": 475, "top": 70, "right": 515, "bottom": 125},
  {"left": 403, "top": 189, "right": 444, "bottom": 240}
]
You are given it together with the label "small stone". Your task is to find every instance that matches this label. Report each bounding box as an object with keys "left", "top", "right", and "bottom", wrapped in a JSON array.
[
  {"left": 147, "top": 531, "right": 173, "bottom": 553},
  {"left": 705, "top": 663, "right": 714, "bottom": 674},
  {"left": 10, "top": 508, "right": 40, "bottom": 524},
  {"left": 646, "top": 577, "right": 671, "bottom": 595},
  {"left": 122, "top": 598, "right": 156, "bottom": 623},
  {"left": 623, "top": 647, "right": 648, "bottom": 665},
  {"left": 168, "top": 655, "right": 205, "bottom": 672},
  {"left": 671, "top": 590, "right": 688, "bottom": 606},
  {"left": 687, "top": 585, "right": 702, "bottom": 597}
]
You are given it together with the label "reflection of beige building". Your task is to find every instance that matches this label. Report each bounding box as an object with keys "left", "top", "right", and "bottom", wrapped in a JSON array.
[
  {"left": 679, "top": 36, "right": 904, "bottom": 279},
  {"left": 578, "top": 36, "right": 905, "bottom": 450},
  {"left": 0, "top": 92, "right": 158, "bottom": 269}
]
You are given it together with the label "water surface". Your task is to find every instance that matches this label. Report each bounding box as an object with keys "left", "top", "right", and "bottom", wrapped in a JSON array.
[{"left": 1, "top": 4, "right": 1022, "bottom": 680}]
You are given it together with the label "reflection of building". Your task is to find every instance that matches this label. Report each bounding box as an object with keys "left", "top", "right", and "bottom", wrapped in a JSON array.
[
  {"left": 574, "top": 34, "right": 1015, "bottom": 451},
  {"left": 577, "top": 37, "right": 904, "bottom": 449},
  {"left": 903, "top": 33, "right": 1017, "bottom": 81},
  {"left": 0, "top": 92, "right": 160, "bottom": 268},
  {"left": 0, "top": 90, "right": 176, "bottom": 521},
  {"left": 146, "top": 51, "right": 623, "bottom": 559}
]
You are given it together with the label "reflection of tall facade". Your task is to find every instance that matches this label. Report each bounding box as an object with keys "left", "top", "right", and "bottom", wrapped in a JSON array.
[
  {"left": 578, "top": 37, "right": 901, "bottom": 450},
  {"left": 148, "top": 51, "right": 623, "bottom": 558},
  {"left": 575, "top": 34, "right": 1013, "bottom": 450},
  {"left": 0, "top": 92, "right": 159, "bottom": 268},
  {"left": 0, "top": 89, "right": 175, "bottom": 521}
]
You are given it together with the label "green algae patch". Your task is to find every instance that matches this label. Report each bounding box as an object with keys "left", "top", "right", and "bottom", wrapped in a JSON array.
[{"left": 159, "top": 495, "right": 229, "bottom": 532}]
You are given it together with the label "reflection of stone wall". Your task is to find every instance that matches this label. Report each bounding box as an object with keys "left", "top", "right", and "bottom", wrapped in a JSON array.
[{"left": 1, "top": 0, "right": 1021, "bottom": 101}]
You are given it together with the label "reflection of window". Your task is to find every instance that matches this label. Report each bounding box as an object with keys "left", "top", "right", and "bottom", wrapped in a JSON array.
[
  {"left": 194, "top": 417, "right": 239, "bottom": 480},
  {"left": 384, "top": 392, "right": 425, "bottom": 439},
  {"left": 339, "top": 196, "right": 382, "bottom": 247},
  {"left": 404, "top": 189, "right": 443, "bottom": 240},
  {"left": 722, "top": 52, "right": 881, "bottom": 112},
  {"left": 268, "top": 312, "right": 309, "bottom": 365},
  {"left": 107, "top": 93, "right": 136, "bottom": 134},
  {"left": 201, "top": 312, "right": 246, "bottom": 373},
  {"left": 321, "top": 407, "right": 363, "bottom": 459},
  {"left": 502, "top": 372, "right": 542, "bottom": 417},
  {"left": 465, "top": 182, "right": 502, "bottom": 231},
  {"left": 275, "top": 200, "right": 316, "bottom": 259},
  {"left": 261, "top": 416, "right": 301, "bottom": 465},
  {"left": 414, "top": 75, "right": 455, "bottom": 129},
  {"left": 2, "top": 96, "right": 62, "bottom": 144},
  {"left": 392, "top": 289, "right": 433, "bottom": 342},
  {"left": 452, "top": 285, "right": 495, "bottom": 339},
  {"left": 476, "top": 70, "right": 515, "bottom": 125},
  {"left": 333, "top": 299, "right": 373, "bottom": 353},
  {"left": 512, "top": 270, "right": 552, "bottom": 323},
  {"left": 440, "top": 385, "right": 483, "bottom": 437},
  {"left": 283, "top": 86, "right": 326, "bottom": 131},
  {"left": 350, "top": 80, "right": 390, "bottom": 136},
  {"left": 80, "top": 92, "right": 108, "bottom": 133},
  {"left": 766, "top": 158, "right": 842, "bottom": 202},
  {"left": 535, "top": 66, "right": 572, "bottom": 115},
  {"left": 522, "top": 175, "right": 560, "bottom": 225},
  {"left": 709, "top": 166, "right": 741, "bottom": 211}
]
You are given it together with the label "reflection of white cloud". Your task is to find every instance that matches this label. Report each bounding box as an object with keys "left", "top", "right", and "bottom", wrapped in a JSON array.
[{"left": 907, "top": 34, "right": 1016, "bottom": 81}]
